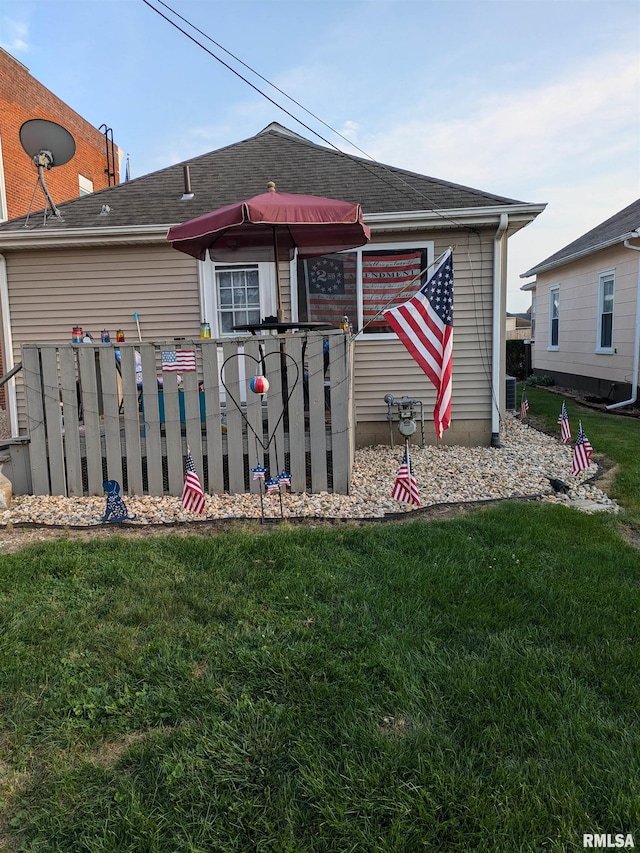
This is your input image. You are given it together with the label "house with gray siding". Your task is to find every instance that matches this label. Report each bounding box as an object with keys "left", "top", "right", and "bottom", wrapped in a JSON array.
[{"left": 0, "top": 122, "right": 545, "bottom": 479}]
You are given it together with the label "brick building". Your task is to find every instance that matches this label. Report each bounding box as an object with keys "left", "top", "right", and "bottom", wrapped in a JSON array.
[
  {"left": 0, "top": 47, "right": 122, "bottom": 220},
  {"left": 0, "top": 47, "right": 122, "bottom": 404}
]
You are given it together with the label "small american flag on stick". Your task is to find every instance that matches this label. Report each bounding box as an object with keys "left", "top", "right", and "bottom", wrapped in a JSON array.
[
  {"left": 558, "top": 401, "right": 571, "bottom": 443},
  {"left": 520, "top": 389, "right": 529, "bottom": 420},
  {"left": 571, "top": 422, "right": 593, "bottom": 476},
  {"left": 391, "top": 444, "right": 421, "bottom": 507},
  {"left": 182, "top": 450, "right": 205, "bottom": 514},
  {"left": 162, "top": 350, "right": 197, "bottom": 372}
]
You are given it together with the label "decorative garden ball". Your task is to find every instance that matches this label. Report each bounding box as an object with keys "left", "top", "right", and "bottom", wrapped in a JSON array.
[{"left": 250, "top": 375, "right": 269, "bottom": 394}]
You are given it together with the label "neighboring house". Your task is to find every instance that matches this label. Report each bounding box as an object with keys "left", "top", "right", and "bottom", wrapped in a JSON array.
[
  {"left": 506, "top": 311, "right": 532, "bottom": 341},
  {"left": 0, "top": 122, "right": 545, "bottom": 453},
  {"left": 520, "top": 198, "right": 640, "bottom": 402},
  {"left": 0, "top": 47, "right": 123, "bottom": 405}
]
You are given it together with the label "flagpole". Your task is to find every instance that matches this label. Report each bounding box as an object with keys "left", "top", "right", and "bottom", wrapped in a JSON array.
[
  {"left": 252, "top": 436, "right": 265, "bottom": 524},
  {"left": 257, "top": 459, "right": 265, "bottom": 524}
]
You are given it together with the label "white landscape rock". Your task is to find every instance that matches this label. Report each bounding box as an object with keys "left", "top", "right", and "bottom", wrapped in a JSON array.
[
  {"left": 0, "top": 468, "right": 11, "bottom": 510},
  {"left": 0, "top": 414, "right": 618, "bottom": 527}
]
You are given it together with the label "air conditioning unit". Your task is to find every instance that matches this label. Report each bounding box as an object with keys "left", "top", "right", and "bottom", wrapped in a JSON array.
[{"left": 505, "top": 375, "right": 517, "bottom": 411}]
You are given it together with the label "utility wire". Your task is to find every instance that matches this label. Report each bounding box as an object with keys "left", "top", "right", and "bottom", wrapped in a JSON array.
[
  {"left": 139, "top": 0, "right": 497, "bottom": 430},
  {"left": 150, "top": 0, "right": 377, "bottom": 165},
  {"left": 140, "top": 0, "right": 480, "bottom": 234}
]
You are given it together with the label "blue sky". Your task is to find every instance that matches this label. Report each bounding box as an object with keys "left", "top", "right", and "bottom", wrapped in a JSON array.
[{"left": 2, "top": 0, "right": 639, "bottom": 311}]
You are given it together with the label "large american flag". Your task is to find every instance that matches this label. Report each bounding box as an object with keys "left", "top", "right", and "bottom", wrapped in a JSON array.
[
  {"left": 383, "top": 250, "right": 454, "bottom": 440},
  {"left": 162, "top": 350, "right": 197, "bottom": 372},
  {"left": 558, "top": 401, "right": 571, "bottom": 443},
  {"left": 571, "top": 422, "right": 593, "bottom": 476},
  {"left": 182, "top": 450, "right": 206, "bottom": 514},
  {"left": 391, "top": 444, "right": 421, "bottom": 506}
]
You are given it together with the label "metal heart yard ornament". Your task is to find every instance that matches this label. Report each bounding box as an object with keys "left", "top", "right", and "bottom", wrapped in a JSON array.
[
  {"left": 220, "top": 349, "right": 300, "bottom": 522},
  {"left": 220, "top": 350, "right": 299, "bottom": 454}
]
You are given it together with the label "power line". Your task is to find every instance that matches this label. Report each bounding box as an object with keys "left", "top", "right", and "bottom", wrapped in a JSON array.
[
  {"left": 140, "top": 0, "right": 479, "bottom": 234},
  {"left": 149, "top": 0, "right": 377, "bottom": 164},
  {"left": 139, "top": 0, "right": 498, "bottom": 426}
]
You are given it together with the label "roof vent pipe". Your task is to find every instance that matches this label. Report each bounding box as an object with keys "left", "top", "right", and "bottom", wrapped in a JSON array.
[
  {"left": 181, "top": 165, "right": 194, "bottom": 200},
  {"left": 606, "top": 229, "right": 640, "bottom": 410}
]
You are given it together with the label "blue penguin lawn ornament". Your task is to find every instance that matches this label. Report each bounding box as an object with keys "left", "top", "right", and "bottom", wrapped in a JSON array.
[{"left": 102, "top": 480, "right": 136, "bottom": 523}]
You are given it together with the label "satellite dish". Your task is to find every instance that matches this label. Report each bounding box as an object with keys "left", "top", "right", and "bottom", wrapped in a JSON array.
[
  {"left": 19, "top": 119, "right": 76, "bottom": 168},
  {"left": 19, "top": 119, "right": 76, "bottom": 223}
]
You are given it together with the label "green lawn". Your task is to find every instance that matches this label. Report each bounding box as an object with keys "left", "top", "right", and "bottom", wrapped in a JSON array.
[{"left": 1, "top": 388, "right": 639, "bottom": 852}]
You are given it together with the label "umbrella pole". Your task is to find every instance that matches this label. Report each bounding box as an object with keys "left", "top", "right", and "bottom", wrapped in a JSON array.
[{"left": 272, "top": 226, "right": 284, "bottom": 322}]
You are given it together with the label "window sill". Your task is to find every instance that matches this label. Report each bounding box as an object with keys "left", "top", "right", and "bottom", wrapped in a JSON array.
[{"left": 594, "top": 347, "right": 614, "bottom": 355}]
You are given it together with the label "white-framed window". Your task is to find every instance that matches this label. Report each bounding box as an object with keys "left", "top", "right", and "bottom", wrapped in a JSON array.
[
  {"left": 296, "top": 241, "right": 435, "bottom": 335},
  {"left": 199, "top": 260, "right": 277, "bottom": 337},
  {"left": 548, "top": 286, "right": 560, "bottom": 350},
  {"left": 216, "top": 265, "right": 261, "bottom": 334},
  {"left": 78, "top": 175, "right": 93, "bottom": 196},
  {"left": 596, "top": 271, "right": 614, "bottom": 352}
]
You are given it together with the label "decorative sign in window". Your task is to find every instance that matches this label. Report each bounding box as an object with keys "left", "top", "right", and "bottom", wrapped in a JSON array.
[
  {"left": 304, "top": 253, "right": 357, "bottom": 329},
  {"left": 299, "top": 245, "right": 430, "bottom": 333},
  {"left": 307, "top": 257, "right": 345, "bottom": 294},
  {"left": 362, "top": 249, "right": 426, "bottom": 330}
]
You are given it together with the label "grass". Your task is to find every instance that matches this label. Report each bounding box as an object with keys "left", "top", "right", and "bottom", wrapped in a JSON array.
[{"left": 1, "top": 387, "right": 639, "bottom": 851}]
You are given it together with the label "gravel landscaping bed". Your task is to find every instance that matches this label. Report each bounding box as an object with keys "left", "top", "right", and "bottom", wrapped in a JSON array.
[{"left": 0, "top": 414, "right": 617, "bottom": 553}]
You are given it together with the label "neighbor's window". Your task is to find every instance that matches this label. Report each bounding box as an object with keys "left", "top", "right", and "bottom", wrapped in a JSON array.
[
  {"left": 549, "top": 286, "right": 559, "bottom": 349},
  {"left": 597, "top": 271, "right": 614, "bottom": 351},
  {"left": 78, "top": 175, "right": 93, "bottom": 196},
  {"left": 297, "top": 242, "right": 434, "bottom": 333},
  {"left": 216, "top": 264, "right": 261, "bottom": 334}
]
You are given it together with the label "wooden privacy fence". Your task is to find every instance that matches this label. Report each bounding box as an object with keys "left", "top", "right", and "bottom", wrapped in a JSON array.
[{"left": 21, "top": 331, "right": 354, "bottom": 497}]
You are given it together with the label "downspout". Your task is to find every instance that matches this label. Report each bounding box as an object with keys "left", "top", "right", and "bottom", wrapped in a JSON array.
[
  {"left": 490, "top": 214, "right": 509, "bottom": 446},
  {"left": 606, "top": 230, "right": 640, "bottom": 410},
  {"left": 0, "top": 254, "right": 18, "bottom": 436}
]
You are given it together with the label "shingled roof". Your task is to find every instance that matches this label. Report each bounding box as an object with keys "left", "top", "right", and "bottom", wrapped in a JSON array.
[
  {"left": 522, "top": 197, "right": 640, "bottom": 277},
  {"left": 0, "top": 123, "right": 528, "bottom": 234}
]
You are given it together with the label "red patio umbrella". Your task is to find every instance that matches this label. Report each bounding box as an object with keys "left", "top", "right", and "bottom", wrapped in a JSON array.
[{"left": 167, "top": 182, "right": 370, "bottom": 321}]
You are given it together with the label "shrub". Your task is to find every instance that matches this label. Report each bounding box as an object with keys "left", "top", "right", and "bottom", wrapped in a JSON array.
[
  {"left": 525, "top": 373, "right": 555, "bottom": 387},
  {"left": 506, "top": 340, "right": 526, "bottom": 379}
]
